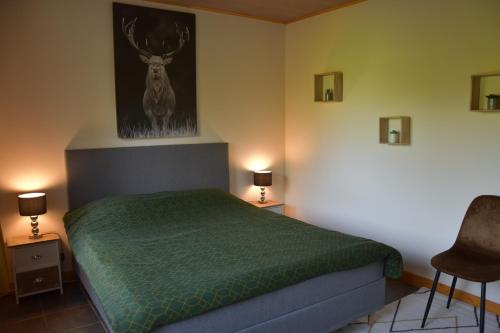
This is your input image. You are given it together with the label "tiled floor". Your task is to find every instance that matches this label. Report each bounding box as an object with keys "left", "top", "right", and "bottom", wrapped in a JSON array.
[
  {"left": 0, "top": 283, "right": 105, "bottom": 333},
  {"left": 385, "top": 277, "right": 419, "bottom": 305},
  {"left": 0, "top": 278, "right": 417, "bottom": 333}
]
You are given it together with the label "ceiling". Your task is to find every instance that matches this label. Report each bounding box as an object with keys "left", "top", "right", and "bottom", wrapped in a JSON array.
[{"left": 150, "top": 0, "right": 366, "bottom": 24}]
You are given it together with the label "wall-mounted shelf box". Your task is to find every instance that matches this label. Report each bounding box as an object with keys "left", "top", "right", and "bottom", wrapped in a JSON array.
[
  {"left": 471, "top": 72, "right": 500, "bottom": 112},
  {"left": 379, "top": 117, "right": 411, "bottom": 145},
  {"left": 314, "top": 72, "right": 343, "bottom": 103}
]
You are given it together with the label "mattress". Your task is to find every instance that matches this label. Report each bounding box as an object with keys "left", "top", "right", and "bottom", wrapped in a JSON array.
[{"left": 64, "top": 189, "right": 402, "bottom": 333}]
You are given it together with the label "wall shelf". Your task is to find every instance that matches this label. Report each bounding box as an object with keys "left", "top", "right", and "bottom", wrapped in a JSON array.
[
  {"left": 470, "top": 72, "right": 500, "bottom": 112},
  {"left": 379, "top": 117, "right": 411, "bottom": 145},
  {"left": 314, "top": 72, "right": 343, "bottom": 103}
]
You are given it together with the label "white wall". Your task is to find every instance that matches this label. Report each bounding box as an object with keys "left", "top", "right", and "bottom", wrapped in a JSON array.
[
  {"left": 0, "top": 0, "right": 285, "bottom": 271},
  {"left": 285, "top": 0, "right": 500, "bottom": 302}
]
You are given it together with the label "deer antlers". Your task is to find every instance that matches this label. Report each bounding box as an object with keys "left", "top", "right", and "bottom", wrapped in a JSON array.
[
  {"left": 163, "top": 23, "right": 190, "bottom": 59},
  {"left": 122, "top": 18, "right": 152, "bottom": 58},
  {"left": 122, "top": 17, "right": 189, "bottom": 59}
]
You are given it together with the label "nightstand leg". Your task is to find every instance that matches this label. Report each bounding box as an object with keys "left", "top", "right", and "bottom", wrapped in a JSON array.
[
  {"left": 59, "top": 267, "right": 64, "bottom": 294},
  {"left": 14, "top": 275, "right": 19, "bottom": 304}
]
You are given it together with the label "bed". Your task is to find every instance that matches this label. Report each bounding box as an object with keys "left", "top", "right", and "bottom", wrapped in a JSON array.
[{"left": 64, "top": 143, "right": 402, "bottom": 333}]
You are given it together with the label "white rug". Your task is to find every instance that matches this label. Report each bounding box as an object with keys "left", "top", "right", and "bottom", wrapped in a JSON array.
[{"left": 336, "top": 288, "right": 500, "bottom": 333}]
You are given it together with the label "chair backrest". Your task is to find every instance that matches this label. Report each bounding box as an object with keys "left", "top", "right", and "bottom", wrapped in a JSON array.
[{"left": 456, "top": 195, "right": 500, "bottom": 256}]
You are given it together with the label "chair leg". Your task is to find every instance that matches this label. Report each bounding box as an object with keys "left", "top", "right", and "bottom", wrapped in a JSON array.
[
  {"left": 479, "top": 283, "right": 486, "bottom": 333},
  {"left": 446, "top": 276, "right": 457, "bottom": 309},
  {"left": 421, "top": 270, "right": 441, "bottom": 328}
]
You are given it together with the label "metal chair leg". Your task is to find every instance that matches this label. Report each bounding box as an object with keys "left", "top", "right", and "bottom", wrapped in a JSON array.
[
  {"left": 421, "top": 270, "right": 441, "bottom": 328},
  {"left": 479, "top": 283, "right": 486, "bottom": 333},
  {"left": 446, "top": 276, "right": 457, "bottom": 309}
]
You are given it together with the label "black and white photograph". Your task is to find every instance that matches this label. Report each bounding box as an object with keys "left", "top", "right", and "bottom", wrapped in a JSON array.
[{"left": 113, "top": 2, "right": 197, "bottom": 138}]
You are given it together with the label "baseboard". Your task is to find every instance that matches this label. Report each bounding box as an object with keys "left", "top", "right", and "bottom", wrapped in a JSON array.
[{"left": 401, "top": 271, "right": 500, "bottom": 315}]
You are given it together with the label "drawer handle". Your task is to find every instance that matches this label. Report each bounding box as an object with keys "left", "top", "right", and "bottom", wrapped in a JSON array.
[
  {"left": 33, "top": 277, "right": 45, "bottom": 284},
  {"left": 31, "top": 254, "right": 43, "bottom": 261}
]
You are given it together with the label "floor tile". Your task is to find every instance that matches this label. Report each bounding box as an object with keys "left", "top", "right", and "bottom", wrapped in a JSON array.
[
  {"left": 0, "top": 293, "right": 43, "bottom": 322},
  {"left": 45, "top": 304, "right": 99, "bottom": 333},
  {"left": 0, "top": 316, "right": 48, "bottom": 333},
  {"left": 41, "top": 283, "right": 88, "bottom": 314},
  {"left": 385, "top": 278, "right": 418, "bottom": 305},
  {"left": 67, "top": 322, "right": 106, "bottom": 333}
]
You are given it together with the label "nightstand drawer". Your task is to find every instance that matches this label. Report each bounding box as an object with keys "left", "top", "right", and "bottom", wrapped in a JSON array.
[
  {"left": 16, "top": 266, "right": 60, "bottom": 295},
  {"left": 14, "top": 241, "right": 59, "bottom": 272},
  {"left": 265, "top": 205, "right": 284, "bottom": 214},
  {"left": 248, "top": 200, "right": 284, "bottom": 215}
]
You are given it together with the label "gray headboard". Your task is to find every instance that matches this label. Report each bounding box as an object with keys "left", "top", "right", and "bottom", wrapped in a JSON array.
[{"left": 65, "top": 143, "right": 229, "bottom": 209}]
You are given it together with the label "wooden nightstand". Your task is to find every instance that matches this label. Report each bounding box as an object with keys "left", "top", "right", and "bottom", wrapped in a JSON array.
[
  {"left": 248, "top": 200, "right": 285, "bottom": 215},
  {"left": 7, "top": 234, "right": 63, "bottom": 303}
]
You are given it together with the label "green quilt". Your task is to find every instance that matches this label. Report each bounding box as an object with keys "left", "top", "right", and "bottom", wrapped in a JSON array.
[{"left": 64, "top": 189, "right": 402, "bottom": 333}]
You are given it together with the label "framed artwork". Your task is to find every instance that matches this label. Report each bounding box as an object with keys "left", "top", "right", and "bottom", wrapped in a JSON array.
[{"left": 113, "top": 2, "right": 197, "bottom": 138}]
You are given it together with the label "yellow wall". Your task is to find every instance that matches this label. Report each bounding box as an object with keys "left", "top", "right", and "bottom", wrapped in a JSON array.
[
  {"left": 0, "top": 0, "right": 285, "bottom": 272},
  {"left": 285, "top": 0, "right": 500, "bottom": 302}
]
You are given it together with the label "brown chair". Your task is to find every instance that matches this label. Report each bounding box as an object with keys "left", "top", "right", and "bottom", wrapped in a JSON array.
[{"left": 421, "top": 195, "right": 500, "bottom": 333}]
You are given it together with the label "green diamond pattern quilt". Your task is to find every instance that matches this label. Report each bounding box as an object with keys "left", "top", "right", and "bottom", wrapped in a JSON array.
[{"left": 64, "top": 189, "right": 402, "bottom": 333}]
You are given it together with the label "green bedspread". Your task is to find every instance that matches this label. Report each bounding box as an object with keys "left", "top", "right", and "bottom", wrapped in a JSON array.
[{"left": 64, "top": 189, "right": 402, "bottom": 333}]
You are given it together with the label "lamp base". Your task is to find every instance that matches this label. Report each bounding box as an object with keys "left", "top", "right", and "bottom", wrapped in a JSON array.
[
  {"left": 259, "top": 187, "right": 267, "bottom": 204},
  {"left": 29, "top": 216, "right": 41, "bottom": 239}
]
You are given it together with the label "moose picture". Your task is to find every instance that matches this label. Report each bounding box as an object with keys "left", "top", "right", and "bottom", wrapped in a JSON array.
[{"left": 113, "top": 3, "right": 197, "bottom": 138}]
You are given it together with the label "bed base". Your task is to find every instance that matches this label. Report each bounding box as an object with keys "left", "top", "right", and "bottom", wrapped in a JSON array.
[{"left": 77, "top": 262, "right": 385, "bottom": 333}]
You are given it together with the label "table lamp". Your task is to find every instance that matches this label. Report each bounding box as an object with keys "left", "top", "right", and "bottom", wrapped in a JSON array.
[
  {"left": 18, "top": 193, "right": 47, "bottom": 239},
  {"left": 253, "top": 171, "right": 272, "bottom": 203}
]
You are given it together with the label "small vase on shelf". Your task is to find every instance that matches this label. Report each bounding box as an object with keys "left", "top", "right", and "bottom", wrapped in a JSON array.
[
  {"left": 486, "top": 94, "right": 500, "bottom": 110},
  {"left": 324, "top": 89, "right": 333, "bottom": 101},
  {"left": 389, "top": 130, "right": 400, "bottom": 144}
]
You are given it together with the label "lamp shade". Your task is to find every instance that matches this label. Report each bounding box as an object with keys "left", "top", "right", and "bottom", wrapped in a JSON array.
[
  {"left": 253, "top": 171, "right": 272, "bottom": 187},
  {"left": 18, "top": 193, "right": 47, "bottom": 216}
]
